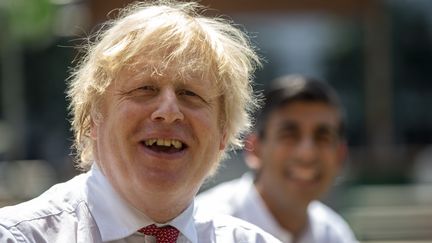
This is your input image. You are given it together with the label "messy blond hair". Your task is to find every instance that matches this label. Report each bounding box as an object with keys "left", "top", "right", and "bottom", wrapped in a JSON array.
[{"left": 67, "top": 0, "right": 261, "bottom": 171}]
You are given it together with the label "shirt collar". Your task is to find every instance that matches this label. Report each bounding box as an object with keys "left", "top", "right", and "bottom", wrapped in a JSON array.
[
  {"left": 240, "top": 172, "right": 317, "bottom": 243},
  {"left": 169, "top": 202, "right": 198, "bottom": 243},
  {"left": 85, "top": 164, "right": 197, "bottom": 242},
  {"left": 239, "top": 173, "right": 294, "bottom": 243}
]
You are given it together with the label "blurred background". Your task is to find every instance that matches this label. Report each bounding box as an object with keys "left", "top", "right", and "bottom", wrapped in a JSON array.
[{"left": 0, "top": 0, "right": 431, "bottom": 242}]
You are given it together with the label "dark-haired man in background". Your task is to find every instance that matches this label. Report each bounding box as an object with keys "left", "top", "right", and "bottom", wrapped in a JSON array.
[{"left": 197, "top": 74, "right": 357, "bottom": 243}]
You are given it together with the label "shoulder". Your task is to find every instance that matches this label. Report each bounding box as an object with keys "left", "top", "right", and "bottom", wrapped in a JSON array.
[
  {"left": 197, "top": 177, "right": 246, "bottom": 202},
  {"left": 308, "top": 201, "right": 350, "bottom": 227},
  {"left": 195, "top": 214, "right": 281, "bottom": 243},
  {"left": 196, "top": 174, "right": 252, "bottom": 216},
  {"left": 308, "top": 201, "right": 357, "bottom": 242},
  {"left": 0, "top": 174, "right": 91, "bottom": 241},
  {"left": 0, "top": 174, "right": 88, "bottom": 226}
]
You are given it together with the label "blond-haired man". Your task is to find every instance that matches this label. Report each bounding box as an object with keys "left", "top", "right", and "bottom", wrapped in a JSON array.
[{"left": 0, "top": 1, "right": 279, "bottom": 242}]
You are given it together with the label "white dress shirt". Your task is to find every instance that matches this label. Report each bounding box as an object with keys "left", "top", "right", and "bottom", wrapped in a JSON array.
[
  {"left": 0, "top": 165, "right": 280, "bottom": 243},
  {"left": 196, "top": 173, "right": 358, "bottom": 243}
]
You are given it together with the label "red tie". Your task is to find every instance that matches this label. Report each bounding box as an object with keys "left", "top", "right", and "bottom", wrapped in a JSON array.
[{"left": 138, "top": 224, "right": 180, "bottom": 243}]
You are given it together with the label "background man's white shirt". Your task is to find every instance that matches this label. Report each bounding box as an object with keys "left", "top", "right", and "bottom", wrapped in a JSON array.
[{"left": 196, "top": 173, "right": 357, "bottom": 243}]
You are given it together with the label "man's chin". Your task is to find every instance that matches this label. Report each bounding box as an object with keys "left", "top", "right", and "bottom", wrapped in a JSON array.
[{"left": 285, "top": 177, "right": 323, "bottom": 201}]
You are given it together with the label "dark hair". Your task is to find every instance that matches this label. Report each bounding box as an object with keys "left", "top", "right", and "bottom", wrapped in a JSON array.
[{"left": 255, "top": 74, "right": 346, "bottom": 139}]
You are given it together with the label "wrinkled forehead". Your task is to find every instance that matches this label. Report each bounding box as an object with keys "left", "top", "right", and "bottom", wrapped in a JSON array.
[
  {"left": 116, "top": 55, "right": 219, "bottom": 88},
  {"left": 97, "top": 17, "right": 225, "bottom": 96}
]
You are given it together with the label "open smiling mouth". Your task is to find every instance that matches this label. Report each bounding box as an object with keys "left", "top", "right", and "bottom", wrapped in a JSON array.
[
  {"left": 141, "top": 138, "right": 187, "bottom": 153},
  {"left": 284, "top": 167, "right": 320, "bottom": 183}
]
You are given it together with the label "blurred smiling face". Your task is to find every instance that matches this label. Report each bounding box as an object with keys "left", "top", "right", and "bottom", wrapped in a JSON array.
[
  {"left": 255, "top": 101, "right": 345, "bottom": 209},
  {"left": 89, "top": 63, "right": 227, "bottom": 210}
]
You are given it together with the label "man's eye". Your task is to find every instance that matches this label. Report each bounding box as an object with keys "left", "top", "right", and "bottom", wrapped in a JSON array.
[
  {"left": 178, "top": 89, "right": 197, "bottom": 97},
  {"left": 139, "top": 85, "right": 157, "bottom": 91},
  {"left": 316, "top": 134, "right": 337, "bottom": 145},
  {"left": 277, "top": 131, "right": 298, "bottom": 142},
  {"left": 317, "top": 135, "right": 331, "bottom": 143}
]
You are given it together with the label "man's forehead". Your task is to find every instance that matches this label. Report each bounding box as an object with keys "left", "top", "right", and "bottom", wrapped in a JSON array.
[
  {"left": 271, "top": 101, "right": 341, "bottom": 127},
  {"left": 278, "top": 100, "right": 339, "bottom": 115},
  {"left": 274, "top": 118, "right": 339, "bottom": 132},
  {"left": 117, "top": 62, "right": 216, "bottom": 86}
]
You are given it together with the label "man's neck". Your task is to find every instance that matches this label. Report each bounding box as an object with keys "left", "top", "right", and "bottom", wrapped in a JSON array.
[
  {"left": 271, "top": 203, "right": 308, "bottom": 240},
  {"left": 146, "top": 203, "right": 188, "bottom": 223},
  {"left": 129, "top": 192, "right": 192, "bottom": 223},
  {"left": 255, "top": 185, "right": 309, "bottom": 240}
]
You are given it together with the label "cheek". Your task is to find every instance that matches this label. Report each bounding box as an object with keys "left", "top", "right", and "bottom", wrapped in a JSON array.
[
  {"left": 110, "top": 102, "right": 145, "bottom": 132},
  {"left": 117, "top": 101, "right": 143, "bottom": 118},
  {"left": 97, "top": 106, "right": 136, "bottom": 153},
  {"left": 327, "top": 160, "right": 341, "bottom": 175},
  {"left": 265, "top": 141, "right": 293, "bottom": 160},
  {"left": 320, "top": 152, "right": 341, "bottom": 175},
  {"left": 259, "top": 144, "right": 287, "bottom": 170},
  {"left": 197, "top": 107, "right": 218, "bottom": 127},
  {"left": 189, "top": 108, "right": 222, "bottom": 142}
]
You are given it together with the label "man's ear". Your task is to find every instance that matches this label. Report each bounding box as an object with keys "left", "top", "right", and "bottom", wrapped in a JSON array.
[
  {"left": 244, "top": 133, "right": 262, "bottom": 170},
  {"left": 219, "top": 130, "right": 228, "bottom": 150},
  {"left": 89, "top": 109, "right": 101, "bottom": 140},
  {"left": 336, "top": 141, "right": 349, "bottom": 170},
  {"left": 89, "top": 121, "right": 98, "bottom": 140}
]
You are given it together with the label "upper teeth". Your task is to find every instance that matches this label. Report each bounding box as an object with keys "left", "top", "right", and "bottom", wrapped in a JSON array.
[
  {"left": 144, "top": 138, "right": 183, "bottom": 149},
  {"left": 289, "top": 167, "right": 317, "bottom": 181}
]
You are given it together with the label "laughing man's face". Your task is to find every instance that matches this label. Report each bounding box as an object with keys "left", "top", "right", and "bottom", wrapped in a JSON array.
[
  {"left": 255, "top": 101, "right": 345, "bottom": 209},
  {"left": 90, "top": 66, "right": 227, "bottom": 215}
]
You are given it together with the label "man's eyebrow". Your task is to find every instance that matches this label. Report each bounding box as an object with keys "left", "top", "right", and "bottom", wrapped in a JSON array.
[
  {"left": 315, "top": 124, "right": 339, "bottom": 135},
  {"left": 276, "top": 120, "right": 298, "bottom": 131},
  {"left": 128, "top": 72, "right": 155, "bottom": 83}
]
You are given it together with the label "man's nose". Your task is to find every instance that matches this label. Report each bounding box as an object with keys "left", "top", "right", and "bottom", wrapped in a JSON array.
[
  {"left": 294, "top": 138, "right": 318, "bottom": 164},
  {"left": 150, "top": 89, "right": 184, "bottom": 123}
]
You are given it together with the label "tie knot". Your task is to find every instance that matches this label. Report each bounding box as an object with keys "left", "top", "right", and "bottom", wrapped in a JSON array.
[{"left": 138, "top": 224, "right": 179, "bottom": 243}]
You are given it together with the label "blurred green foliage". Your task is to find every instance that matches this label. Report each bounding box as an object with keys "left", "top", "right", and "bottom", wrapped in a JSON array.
[{"left": 1, "top": 0, "right": 54, "bottom": 43}]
